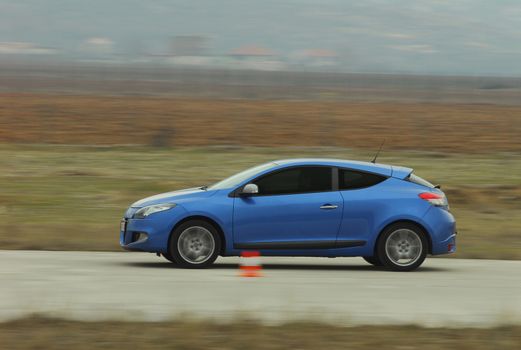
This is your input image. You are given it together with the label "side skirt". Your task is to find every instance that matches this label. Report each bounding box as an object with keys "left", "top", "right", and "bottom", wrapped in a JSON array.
[{"left": 233, "top": 240, "right": 366, "bottom": 250}]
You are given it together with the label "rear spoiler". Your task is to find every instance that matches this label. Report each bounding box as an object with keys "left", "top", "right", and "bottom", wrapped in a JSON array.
[{"left": 391, "top": 166, "right": 413, "bottom": 179}]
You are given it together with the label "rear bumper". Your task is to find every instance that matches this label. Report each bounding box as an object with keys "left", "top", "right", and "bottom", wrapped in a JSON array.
[
  {"left": 422, "top": 206, "right": 457, "bottom": 255},
  {"left": 437, "top": 232, "right": 457, "bottom": 254}
]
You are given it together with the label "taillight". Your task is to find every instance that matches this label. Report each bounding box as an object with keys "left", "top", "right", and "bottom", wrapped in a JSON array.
[{"left": 419, "top": 192, "right": 447, "bottom": 207}]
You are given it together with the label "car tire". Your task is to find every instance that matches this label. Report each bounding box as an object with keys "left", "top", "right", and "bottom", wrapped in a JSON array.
[
  {"left": 161, "top": 251, "right": 177, "bottom": 264},
  {"left": 376, "top": 222, "right": 428, "bottom": 272},
  {"left": 362, "top": 255, "right": 383, "bottom": 266},
  {"left": 169, "top": 220, "right": 221, "bottom": 269}
]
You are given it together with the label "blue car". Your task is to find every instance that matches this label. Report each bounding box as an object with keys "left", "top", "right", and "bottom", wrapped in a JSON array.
[{"left": 120, "top": 159, "right": 456, "bottom": 271}]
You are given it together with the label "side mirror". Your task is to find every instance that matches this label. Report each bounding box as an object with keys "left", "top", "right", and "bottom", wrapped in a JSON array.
[{"left": 240, "top": 183, "right": 259, "bottom": 196}]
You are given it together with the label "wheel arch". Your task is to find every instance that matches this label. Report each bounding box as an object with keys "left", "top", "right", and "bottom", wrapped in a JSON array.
[
  {"left": 374, "top": 219, "right": 433, "bottom": 255},
  {"left": 169, "top": 215, "right": 227, "bottom": 255}
]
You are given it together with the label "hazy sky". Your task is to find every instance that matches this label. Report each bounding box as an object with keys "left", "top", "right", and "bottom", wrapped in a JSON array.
[{"left": 1, "top": 0, "right": 521, "bottom": 75}]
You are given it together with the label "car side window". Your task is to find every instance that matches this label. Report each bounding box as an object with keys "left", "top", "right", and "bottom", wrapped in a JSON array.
[
  {"left": 339, "top": 169, "right": 386, "bottom": 190},
  {"left": 255, "top": 167, "right": 332, "bottom": 195}
]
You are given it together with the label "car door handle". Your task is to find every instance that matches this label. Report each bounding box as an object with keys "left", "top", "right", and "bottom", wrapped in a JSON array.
[{"left": 320, "top": 204, "right": 338, "bottom": 210}]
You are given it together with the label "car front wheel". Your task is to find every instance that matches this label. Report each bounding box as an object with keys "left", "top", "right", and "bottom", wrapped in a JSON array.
[
  {"left": 377, "top": 223, "right": 428, "bottom": 272},
  {"left": 161, "top": 251, "right": 177, "bottom": 264},
  {"left": 169, "top": 220, "right": 221, "bottom": 268},
  {"left": 362, "top": 255, "right": 383, "bottom": 266}
]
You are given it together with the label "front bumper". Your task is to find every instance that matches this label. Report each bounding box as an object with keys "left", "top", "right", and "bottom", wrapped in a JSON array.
[{"left": 119, "top": 206, "right": 186, "bottom": 253}]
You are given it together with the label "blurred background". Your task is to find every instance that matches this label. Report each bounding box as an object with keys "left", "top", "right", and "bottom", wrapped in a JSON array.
[
  {"left": 1, "top": 1, "right": 521, "bottom": 349},
  {"left": 1, "top": 0, "right": 520, "bottom": 258}
]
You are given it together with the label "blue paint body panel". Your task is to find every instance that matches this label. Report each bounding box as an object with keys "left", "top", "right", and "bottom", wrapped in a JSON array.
[{"left": 120, "top": 158, "right": 456, "bottom": 257}]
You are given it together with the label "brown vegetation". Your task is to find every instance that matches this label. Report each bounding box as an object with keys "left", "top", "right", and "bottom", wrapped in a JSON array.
[
  {"left": 1, "top": 93, "right": 520, "bottom": 152},
  {"left": 0, "top": 317, "right": 519, "bottom": 350}
]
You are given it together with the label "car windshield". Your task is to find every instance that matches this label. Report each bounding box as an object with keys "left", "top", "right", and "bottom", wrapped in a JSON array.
[{"left": 208, "top": 162, "right": 277, "bottom": 190}]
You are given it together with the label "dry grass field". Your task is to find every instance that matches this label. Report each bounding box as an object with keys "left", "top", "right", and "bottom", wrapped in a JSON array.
[
  {"left": 1, "top": 144, "right": 520, "bottom": 258},
  {"left": 0, "top": 317, "right": 519, "bottom": 350},
  {"left": 1, "top": 93, "right": 521, "bottom": 152},
  {"left": 0, "top": 74, "right": 519, "bottom": 347},
  {"left": 0, "top": 92, "right": 520, "bottom": 258}
]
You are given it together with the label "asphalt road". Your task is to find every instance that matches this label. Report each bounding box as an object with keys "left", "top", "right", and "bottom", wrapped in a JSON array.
[{"left": 1, "top": 250, "right": 520, "bottom": 326}]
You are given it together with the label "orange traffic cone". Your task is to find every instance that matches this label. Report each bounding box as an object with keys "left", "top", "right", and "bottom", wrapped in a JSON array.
[{"left": 239, "top": 251, "right": 262, "bottom": 277}]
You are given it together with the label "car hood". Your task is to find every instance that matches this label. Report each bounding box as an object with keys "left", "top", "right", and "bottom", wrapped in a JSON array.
[{"left": 131, "top": 187, "right": 217, "bottom": 208}]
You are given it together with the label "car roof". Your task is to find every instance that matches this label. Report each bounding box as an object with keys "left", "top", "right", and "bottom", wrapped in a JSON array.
[{"left": 272, "top": 158, "right": 396, "bottom": 177}]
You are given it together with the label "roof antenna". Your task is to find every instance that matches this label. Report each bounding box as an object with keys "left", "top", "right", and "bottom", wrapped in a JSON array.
[{"left": 371, "top": 139, "right": 386, "bottom": 164}]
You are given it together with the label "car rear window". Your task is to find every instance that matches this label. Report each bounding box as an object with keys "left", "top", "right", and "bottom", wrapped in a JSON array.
[
  {"left": 339, "top": 169, "right": 386, "bottom": 190},
  {"left": 407, "top": 173, "right": 435, "bottom": 188}
]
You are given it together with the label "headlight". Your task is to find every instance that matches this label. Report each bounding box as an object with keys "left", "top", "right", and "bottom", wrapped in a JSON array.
[{"left": 133, "top": 203, "right": 177, "bottom": 219}]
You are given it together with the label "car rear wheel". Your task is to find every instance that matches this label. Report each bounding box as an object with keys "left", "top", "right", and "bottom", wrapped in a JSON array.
[
  {"left": 377, "top": 222, "right": 428, "bottom": 272},
  {"left": 362, "top": 255, "right": 383, "bottom": 266},
  {"left": 169, "top": 220, "right": 221, "bottom": 268}
]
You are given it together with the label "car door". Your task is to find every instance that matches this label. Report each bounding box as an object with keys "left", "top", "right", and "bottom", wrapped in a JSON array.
[{"left": 232, "top": 166, "right": 344, "bottom": 249}]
